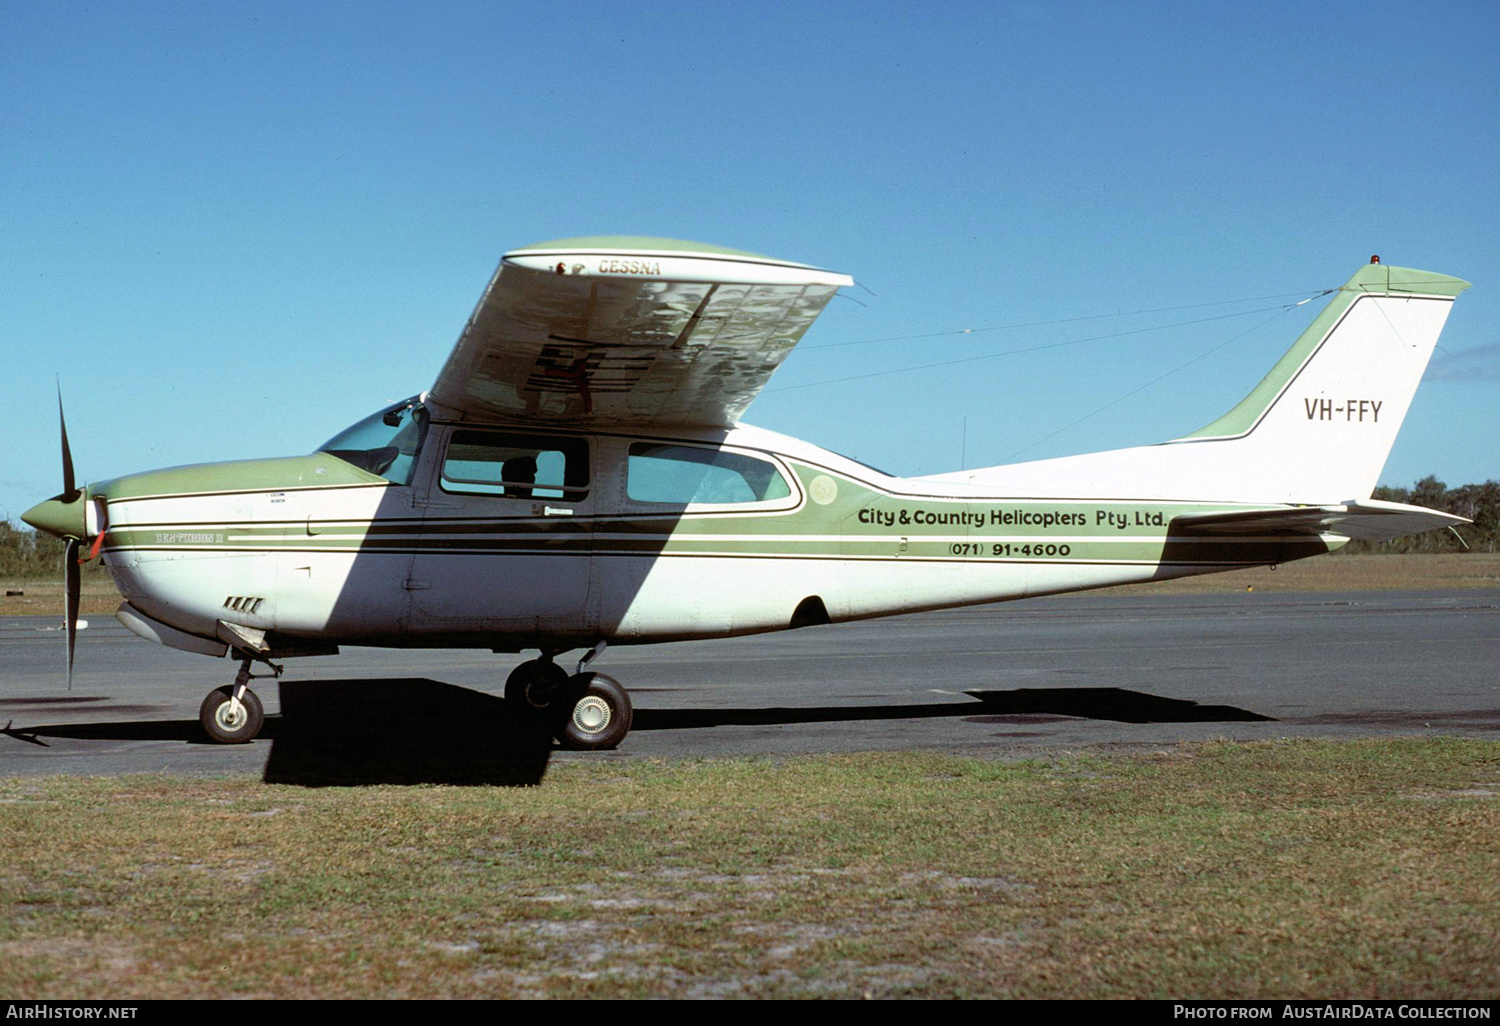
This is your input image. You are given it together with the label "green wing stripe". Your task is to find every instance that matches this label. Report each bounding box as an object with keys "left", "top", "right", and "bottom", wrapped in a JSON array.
[{"left": 512, "top": 236, "right": 776, "bottom": 261}]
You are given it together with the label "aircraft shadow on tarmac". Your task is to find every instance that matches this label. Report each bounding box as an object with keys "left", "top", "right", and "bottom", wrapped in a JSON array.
[
  {"left": 633, "top": 687, "right": 1275, "bottom": 730},
  {"left": 3, "top": 680, "right": 556, "bottom": 787},
  {"left": 4, "top": 680, "right": 1273, "bottom": 786}
]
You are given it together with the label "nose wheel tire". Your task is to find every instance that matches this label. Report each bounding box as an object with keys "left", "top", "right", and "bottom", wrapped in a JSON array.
[
  {"left": 200, "top": 685, "right": 264, "bottom": 744},
  {"left": 558, "top": 672, "right": 632, "bottom": 751}
]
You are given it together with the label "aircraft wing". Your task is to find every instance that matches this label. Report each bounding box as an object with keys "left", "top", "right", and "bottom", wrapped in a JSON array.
[
  {"left": 1172, "top": 499, "right": 1468, "bottom": 543},
  {"left": 428, "top": 237, "right": 852, "bottom": 429}
]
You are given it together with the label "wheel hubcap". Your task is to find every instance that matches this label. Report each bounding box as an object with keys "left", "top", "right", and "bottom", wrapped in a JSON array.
[
  {"left": 216, "top": 698, "right": 246, "bottom": 732},
  {"left": 572, "top": 696, "right": 611, "bottom": 734}
]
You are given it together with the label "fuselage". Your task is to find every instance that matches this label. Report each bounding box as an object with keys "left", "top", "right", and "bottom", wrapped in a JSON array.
[{"left": 88, "top": 403, "right": 1334, "bottom": 660}]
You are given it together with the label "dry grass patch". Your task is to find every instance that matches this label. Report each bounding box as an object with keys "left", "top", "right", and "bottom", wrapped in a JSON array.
[
  {"left": 1119, "top": 553, "right": 1500, "bottom": 594},
  {"left": 1, "top": 577, "right": 119, "bottom": 617}
]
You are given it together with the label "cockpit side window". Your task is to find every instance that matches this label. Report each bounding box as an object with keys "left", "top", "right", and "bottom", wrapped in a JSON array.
[
  {"left": 319, "top": 397, "right": 429, "bottom": 485},
  {"left": 440, "top": 431, "right": 589, "bottom": 501}
]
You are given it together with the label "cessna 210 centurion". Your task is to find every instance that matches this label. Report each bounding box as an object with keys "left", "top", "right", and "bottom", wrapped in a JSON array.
[{"left": 22, "top": 238, "right": 1470, "bottom": 750}]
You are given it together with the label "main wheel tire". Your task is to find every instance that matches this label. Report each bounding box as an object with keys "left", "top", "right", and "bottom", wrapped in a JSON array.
[
  {"left": 557, "top": 672, "right": 632, "bottom": 751},
  {"left": 200, "top": 685, "right": 264, "bottom": 744},
  {"left": 504, "top": 658, "right": 570, "bottom": 712}
]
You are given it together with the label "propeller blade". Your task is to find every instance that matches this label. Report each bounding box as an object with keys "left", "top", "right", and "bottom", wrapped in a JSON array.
[
  {"left": 58, "top": 384, "right": 78, "bottom": 502},
  {"left": 65, "top": 538, "right": 80, "bottom": 689}
]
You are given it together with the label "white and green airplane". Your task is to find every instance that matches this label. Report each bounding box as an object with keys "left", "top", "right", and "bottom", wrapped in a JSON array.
[{"left": 22, "top": 238, "right": 1470, "bottom": 750}]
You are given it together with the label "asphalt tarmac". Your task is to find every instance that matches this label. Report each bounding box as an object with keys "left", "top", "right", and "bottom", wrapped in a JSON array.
[{"left": 1, "top": 589, "right": 1496, "bottom": 783}]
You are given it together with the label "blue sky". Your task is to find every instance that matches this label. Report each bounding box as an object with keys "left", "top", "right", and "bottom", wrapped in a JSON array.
[{"left": 4, "top": 0, "right": 1497, "bottom": 520}]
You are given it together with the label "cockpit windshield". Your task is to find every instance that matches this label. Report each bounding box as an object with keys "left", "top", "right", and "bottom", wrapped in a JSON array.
[{"left": 318, "top": 396, "right": 429, "bottom": 485}]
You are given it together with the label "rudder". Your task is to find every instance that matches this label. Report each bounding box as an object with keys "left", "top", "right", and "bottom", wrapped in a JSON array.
[{"left": 1174, "top": 261, "right": 1469, "bottom": 502}]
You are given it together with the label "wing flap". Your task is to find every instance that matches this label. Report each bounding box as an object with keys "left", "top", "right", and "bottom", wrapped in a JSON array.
[{"left": 430, "top": 238, "right": 851, "bottom": 429}]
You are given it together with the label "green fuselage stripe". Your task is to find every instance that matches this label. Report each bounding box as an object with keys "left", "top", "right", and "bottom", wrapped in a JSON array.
[{"left": 97, "top": 455, "right": 1338, "bottom": 576}]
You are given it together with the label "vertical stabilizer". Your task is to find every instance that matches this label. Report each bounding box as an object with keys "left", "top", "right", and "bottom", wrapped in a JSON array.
[
  {"left": 1176, "top": 262, "right": 1468, "bottom": 499},
  {"left": 922, "top": 262, "right": 1469, "bottom": 503}
]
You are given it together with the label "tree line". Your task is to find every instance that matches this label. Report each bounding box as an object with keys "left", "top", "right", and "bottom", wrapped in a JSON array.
[
  {"left": 3, "top": 475, "right": 1497, "bottom": 575},
  {"left": 1342, "top": 477, "right": 1500, "bottom": 554},
  {"left": 0, "top": 520, "right": 110, "bottom": 578}
]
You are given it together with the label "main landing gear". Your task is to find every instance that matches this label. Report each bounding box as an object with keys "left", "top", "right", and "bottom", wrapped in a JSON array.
[
  {"left": 193, "top": 647, "right": 632, "bottom": 750},
  {"left": 199, "top": 655, "right": 279, "bottom": 744},
  {"left": 504, "top": 645, "right": 632, "bottom": 751}
]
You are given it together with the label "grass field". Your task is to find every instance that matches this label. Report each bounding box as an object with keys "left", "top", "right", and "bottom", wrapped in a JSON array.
[
  {"left": 2, "top": 739, "right": 1497, "bottom": 999},
  {"left": 5, "top": 557, "right": 1496, "bottom": 998},
  {"left": 1120, "top": 552, "right": 1500, "bottom": 594},
  {"left": 5, "top": 553, "right": 1500, "bottom": 619}
]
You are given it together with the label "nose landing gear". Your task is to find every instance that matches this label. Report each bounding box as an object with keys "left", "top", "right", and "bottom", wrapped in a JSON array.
[{"left": 199, "top": 655, "right": 279, "bottom": 744}]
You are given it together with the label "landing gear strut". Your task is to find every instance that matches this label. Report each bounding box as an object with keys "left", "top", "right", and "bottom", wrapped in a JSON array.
[
  {"left": 199, "top": 655, "right": 278, "bottom": 744},
  {"left": 503, "top": 647, "right": 633, "bottom": 751}
]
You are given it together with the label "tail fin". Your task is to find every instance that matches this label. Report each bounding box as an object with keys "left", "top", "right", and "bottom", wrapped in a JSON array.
[
  {"left": 927, "top": 261, "right": 1469, "bottom": 504},
  {"left": 1174, "top": 262, "right": 1469, "bottom": 500}
]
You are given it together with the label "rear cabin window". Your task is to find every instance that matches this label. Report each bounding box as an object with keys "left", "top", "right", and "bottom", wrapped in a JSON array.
[
  {"left": 441, "top": 432, "right": 588, "bottom": 500},
  {"left": 627, "top": 443, "right": 792, "bottom": 505}
]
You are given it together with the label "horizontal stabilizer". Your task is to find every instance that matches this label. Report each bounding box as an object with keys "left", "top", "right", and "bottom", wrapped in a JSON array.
[{"left": 1172, "top": 499, "right": 1468, "bottom": 543}]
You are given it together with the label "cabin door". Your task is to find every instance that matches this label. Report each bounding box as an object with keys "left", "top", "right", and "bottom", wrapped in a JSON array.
[{"left": 405, "top": 425, "right": 594, "bottom": 637}]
